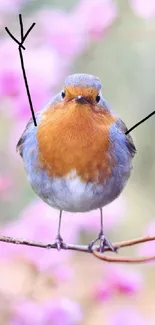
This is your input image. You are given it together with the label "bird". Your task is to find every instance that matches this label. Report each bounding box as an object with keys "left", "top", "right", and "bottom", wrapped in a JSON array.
[{"left": 16, "top": 73, "right": 136, "bottom": 253}]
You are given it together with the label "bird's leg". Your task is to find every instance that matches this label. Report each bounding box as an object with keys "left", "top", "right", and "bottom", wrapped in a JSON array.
[
  {"left": 88, "top": 208, "right": 116, "bottom": 253},
  {"left": 54, "top": 210, "right": 68, "bottom": 251}
]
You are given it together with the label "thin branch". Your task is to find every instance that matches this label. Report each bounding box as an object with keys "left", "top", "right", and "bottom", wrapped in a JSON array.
[
  {"left": 0, "top": 236, "right": 91, "bottom": 253},
  {"left": 0, "top": 235, "right": 155, "bottom": 263},
  {"left": 92, "top": 251, "right": 155, "bottom": 263}
]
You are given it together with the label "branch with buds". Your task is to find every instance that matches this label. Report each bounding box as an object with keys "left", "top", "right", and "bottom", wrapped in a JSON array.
[{"left": 0, "top": 235, "right": 154, "bottom": 263}]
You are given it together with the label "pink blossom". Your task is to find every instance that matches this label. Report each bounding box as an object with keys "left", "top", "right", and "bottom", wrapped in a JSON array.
[
  {"left": 9, "top": 299, "right": 44, "bottom": 325},
  {"left": 106, "top": 265, "right": 142, "bottom": 295},
  {"left": 0, "top": 41, "right": 22, "bottom": 99},
  {"left": 109, "top": 308, "right": 147, "bottom": 325},
  {"left": 74, "top": 0, "right": 117, "bottom": 40},
  {"left": 93, "top": 264, "right": 142, "bottom": 301},
  {"left": 0, "top": 200, "right": 78, "bottom": 272},
  {"left": 93, "top": 282, "right": 112, "bottom": 301},
  {"left": 37, "top": 9, "right": 88, "bottom": 58},
  {"left": 0, "top": 69, "right": 23, "bottom": 98},
  {"left": 0, "top": 41, "right": 66, "bottom": 120},
  {"left": 21, "top": 46, "right": 65, "bottom": 92},
  {"left": 130, "top": 0, "right": 155, "bottom": 18},
  {"left": 43, "top": 298, "right": 83, "bottom": 325},
  {"left": 10, "top": 298, "right": 82, "bottom": 325}
]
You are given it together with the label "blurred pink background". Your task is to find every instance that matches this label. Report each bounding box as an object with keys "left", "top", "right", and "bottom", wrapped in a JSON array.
[{"left": 0, "top": 0, "right": 155, "bottom": 324}]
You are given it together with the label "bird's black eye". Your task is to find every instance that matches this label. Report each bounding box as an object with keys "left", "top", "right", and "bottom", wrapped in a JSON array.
[
  {"left": 96, "top": 94, "right": 100, "bottom": 103},
  {"left": 61, "top": 91, "right": 65, "bottom": 99}
]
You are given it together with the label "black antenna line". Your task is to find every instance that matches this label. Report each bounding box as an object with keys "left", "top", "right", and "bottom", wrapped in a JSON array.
[
  {"left": 5, "top": 15, "right": 155, "bottom": 132},
  {"left": 5, "top": 15, "right": 37, "bottom": 126},
  {"left": 19, "top": 46, "right": 37, "bottom": 126},
  {"left": 19, "top": 14, "right": 24, "bottom": 42},
  {"left": 5, "top": 27, "right": 25, "bottom": 50},
  {"left": 22, "top": 23, "right": 36, "bottom": 43},
  {"left": 126, "top": 110, "right": 155, "bottom": 135}
]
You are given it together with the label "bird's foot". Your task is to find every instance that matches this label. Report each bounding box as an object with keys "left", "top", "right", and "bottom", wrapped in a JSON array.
[
  {"left": 51, "top": 235, "right": 68, "bottom": 251},
  {"left": 88, "top": 231, "right": 116, "bottom": 253}
]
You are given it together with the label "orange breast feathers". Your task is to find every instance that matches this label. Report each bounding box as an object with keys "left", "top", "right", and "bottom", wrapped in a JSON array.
[{"left": 37, "top": 89, "right": 117, "bottom": 183}]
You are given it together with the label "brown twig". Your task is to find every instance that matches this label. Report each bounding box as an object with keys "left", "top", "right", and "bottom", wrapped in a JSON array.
[
  {"left": 92, "top": 252, "right": 155, "bottom": 263},
  {"left": 0, "top": 235, "right": 154, "bottom": 263}
]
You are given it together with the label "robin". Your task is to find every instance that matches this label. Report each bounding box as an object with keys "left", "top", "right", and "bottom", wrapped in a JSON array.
[{"left": 17, "top": 73, "right": 136, "bottom": 253}]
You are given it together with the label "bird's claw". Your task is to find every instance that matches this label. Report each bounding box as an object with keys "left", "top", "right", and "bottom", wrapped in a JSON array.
[
  {"left": 88, "top": 231, "right": 116, "bottom": 253},
  {"left": 52, "top": 235, "right": 68, "bottom": 251}
]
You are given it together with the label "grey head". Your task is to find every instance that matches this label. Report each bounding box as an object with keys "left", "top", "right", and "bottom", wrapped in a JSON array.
[
  {"left": 64, "top": 73, "right": 102, "bottom": 91},
  {"left": 47, "top": 73, "right": 112, "bottom": 113},
  {"left": 63, "top": 73, "right": 112, "bottom": 112}
]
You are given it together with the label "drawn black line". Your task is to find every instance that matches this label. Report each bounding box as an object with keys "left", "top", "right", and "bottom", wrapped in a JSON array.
[
  {"left": 23, "top": 23, "right": 36, "bottom": 43},
  {"left": 5, "top": 14, "right": 37, "bottom": 126},
  {"left": 19, "top": 14, "right": 24, "bottom": 42},
  {"left": 19, "top": 47, "right": 37, "bottom": 126},
  {"left": 5, "top": 15, "right": 155, "bottom": 133},
  {"left": 126, "top": 110, "right": 155, "bottom": 134},
  {"left": 5, "top": 27, "right": 25, "bottom": 50}
]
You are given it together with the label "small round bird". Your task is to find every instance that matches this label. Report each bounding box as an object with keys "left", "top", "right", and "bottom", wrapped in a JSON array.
[{"left": 17, "top": 73, "right": 136, "bottom": 253}]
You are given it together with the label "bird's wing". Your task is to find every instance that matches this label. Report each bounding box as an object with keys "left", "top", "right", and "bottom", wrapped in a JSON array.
[
  {"left": 16, "top": 114, "right": 39, "bottom": 158},
  {"left": 116, "top": 118, "right": 137, "bottom": 157},
  {"left": 16, "top": 118, "right": 32, "bottom": 157}
]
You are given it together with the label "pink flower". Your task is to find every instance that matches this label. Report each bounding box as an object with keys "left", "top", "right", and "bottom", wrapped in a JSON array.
[
  {"left": 0, "top": 69, "right": 23, "bottom": 98},
  {"left": 109, "top": 308, "right": 147, "bottom": 325},
  {"left": 37, "top": 9, "right": 88, "bottom": 58},
  {"left": 0, "top": 41, "right": 22, "bottom": 99},
  {"left": 130, "top": 0, "right": 155, "bottom": 18},
  {"left": 0, "top": 41, "right": 67, "bottom": 120},
  {"left": 93, "top": 282, "right": 112, "bottom": 301},
  {"left": 9, "top": 299, "right": 44, "bottom": 325},
  {"left": 106, "top": 265, "right": 142, "bottom": 295},
  {"left": 74, "top": 0, "right": 117, "bottom": 40},
  {"left": 43, "top": 298, "right": 83, "bottom": 325},
  {"left": 93, "top": 264, "right": 142, "bottom": 301},
  {"left": 0, "top": 200, "right": 78, "bottom": 272},
  {"left": 10, "top": 298, "right": 83, "bottom": 325}
]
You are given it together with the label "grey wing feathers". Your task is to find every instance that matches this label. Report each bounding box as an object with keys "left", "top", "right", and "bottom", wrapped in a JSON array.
[
  {"left": 16, "top": 117, "right": 34, "bottom": 157},
  {"left": 16, "top": 135, "right": 24, "bottom": 157},
  {"left": 16, "top": 97, "right": 60, "bottom": 158},
  {"left": 117, "top": 119, "right": 137, "bottom": 157}
]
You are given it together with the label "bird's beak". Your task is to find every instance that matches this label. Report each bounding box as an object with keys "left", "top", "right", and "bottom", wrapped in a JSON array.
[{"left": 74, "top": 95, "right": 88, "bottom": 104}]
